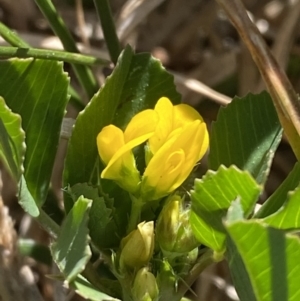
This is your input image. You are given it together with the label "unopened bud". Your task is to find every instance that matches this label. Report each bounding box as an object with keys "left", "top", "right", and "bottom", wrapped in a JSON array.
[
  {"left": 156, "top": 195, "right": 199, "bottom": 254},
  {"left": 132, "top": 268, "right": 158, "bottom": 301},
  {"left": 120, "top": 221, "right": 154, "bottom": 269}
]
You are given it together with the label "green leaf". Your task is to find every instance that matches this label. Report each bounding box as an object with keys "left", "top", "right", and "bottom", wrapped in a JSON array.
[
  {"left": 226, "top": 220, "right": 300, "bottom": 301},
  {"left": 190, "top": 165, "right": 261, "bottom": 251},
  {"left": 18, "top": 175, "right": 39, "bottom": 217},
  {"left": 51, "top": 196, "right": 92, "bottom": 282},
  {"left": 0, "top": 97, "right": 38, "bottom": 216},
  {"left": 0, "top": 59, "right": 69, "bottom": 206},
  {"left": 255, "top": 162, "right": 300, "bottom": 218},
  {"left": 226, "top": 198, "right": 244, "bottom": 222},
  {"left": 69, "top": 184, "right": 112, "bottom": 225},
  {"left": 69, "top": 183, "right": 131, "bottom": 249},
  {"left": 112, "top": 52, "right": 181, "bottom": 128},
  {"left": 71, "top": 276, "right": 120, "bottom": 301},
  {"left": 0, "top": 97, "right": 25, "bottom": 179},
  {"left": 262, "top": 186, "right": 300, "bottom": 229},
  {"left": 63, "top": 46, "right": 180, "bottom": 211},
  {"left": 209, "top": 92, "right": 282, "bottom": 185},
  {"left": 226, "top": 201, "right": 257, "bottom": 301},
  {"left": 227, "top": 236, "right": 257, "bottom": 301},
  {"left": 69, "top": 183, "right": 122, "bottom": 249}
]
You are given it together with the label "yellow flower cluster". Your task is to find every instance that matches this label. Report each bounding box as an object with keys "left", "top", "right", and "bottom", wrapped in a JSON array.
[{"left": 97, "top": 97, "right": 209, "bottom": 200}]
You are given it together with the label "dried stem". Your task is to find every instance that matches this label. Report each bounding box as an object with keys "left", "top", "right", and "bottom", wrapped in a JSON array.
[{"left": 215, "top": 0, "right": 300, "bottom": 160}]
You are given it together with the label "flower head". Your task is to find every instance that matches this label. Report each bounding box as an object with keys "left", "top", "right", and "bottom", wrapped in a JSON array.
[{"left": 96, "top": 97, "right": 209, "bottom": 199}]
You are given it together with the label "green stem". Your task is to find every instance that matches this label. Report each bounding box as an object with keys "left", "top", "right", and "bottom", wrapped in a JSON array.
[
  {"left": 0, "top": 22, "right": 29, "bottom": 47},
  {"left": 174, "top": 249, "right": 214, "bottom": 300},
  {"left": 126, "top": 196, "right": 143, "bottom": 234},
  {"left": 120, "top": 280, "right": 133, "bottom": 301},
  {"left": 0, "top": 46, "right": 109, "bottom": 66},
  {"left": 34, "top": 0, "right": 99, "bottom": 98},
  {"left": 93, "top": 0, "right": 121, "bottom": 64},
  {"left": 36, "top": 208, "right": 60, "bottom": 238}
]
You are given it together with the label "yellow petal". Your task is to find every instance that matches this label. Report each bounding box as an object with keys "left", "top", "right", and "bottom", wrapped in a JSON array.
[
  {"left": 101, "top": 150, "right": 134, "bottom": 177},
  {"left": 142, "top": 146, "right": 186, "bottom": 199},
  {"left": 142, "top": 120, "right": 209, "bottom": 199},
  {"left": 169, "top": 122, "right": 208, "bottom": 191},
  {"left": 197, "top": 124, "right": 209, "bottom": 160},
  {"left": 97, "top": 125, "right": 124, "bottom": 165},
  {"left": 166, "top": 121, "right": 208, "bottom": 185},
  {"left": 145, "top": 149, "right": 185, "bottom": 182},
  {"left": 102, "top": 151, "right": 140, "bottom": 193},
  {"left": 176, "top": 121, "right": 208, "bottom": 157},
  {"left": 124, "top": 109, "right": 158, "bottom": 142},
  {"left": 101, "top": 130, "right": 155, "bottom": 192},
  {"left": 103, "top": 131, "right": 154, "bottom": 176},
  {"left": 173, "top": 103, "right": 203, "bottom": 129},
  {"left": 148, "top": 97, "right": 174, "bottom": 153}
]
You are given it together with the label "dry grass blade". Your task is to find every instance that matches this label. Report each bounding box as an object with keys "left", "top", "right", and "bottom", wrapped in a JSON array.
[
  {"left": 173, "top": 73, "right": 231, "bottom": 106},
  {"left": 215, "top": 0, "right": 300, "bottom": 160}
]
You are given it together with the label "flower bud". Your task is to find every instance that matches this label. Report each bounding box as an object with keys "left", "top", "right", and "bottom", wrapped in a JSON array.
[
  {"left": 120, "top": 221, "right": 154, "bottom": 269},
  {"left": 132, "top": 268, "right": 158, "bottom": 301},
  {"left": 156, "top": 195, "right": 199, "bottom": 254}
]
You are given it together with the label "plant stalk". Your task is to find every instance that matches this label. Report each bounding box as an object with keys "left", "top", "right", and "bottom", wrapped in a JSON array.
[
  {"left": 93, "top": 0, "right": 121, "bottom": 64},
  {"left": 0, "top": 46, "right": 109, "bottom": 66},
  {"left": 126, "top": 196, "right": 143, "bottom": 234},
  {"left": 34, "top": 0, "right": 99, "bottom": 99},
  {"left": 36, "top": 209, "right": 60, "bottom": 238},
  {"left": 174, "top": 249, "right": 214, "bottom": 300},
  {"left": 0, "top": 22, "right": 29, "bottom": 47}
]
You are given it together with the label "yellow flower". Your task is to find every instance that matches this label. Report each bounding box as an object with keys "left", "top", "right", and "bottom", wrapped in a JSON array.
[
  {"left": 119, "top": 221, "right": 154, "bottom": 269},
  {"left": 96, "top": 97, "right": 209, "bottom": 198},
  {"left": 141, "top": 97, "right": 209, "bottom": 200},
  {"left": 96, "top": 110, "right": 158, "bottom": 193}
]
